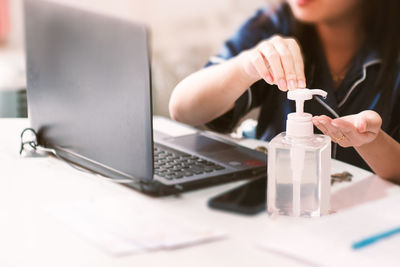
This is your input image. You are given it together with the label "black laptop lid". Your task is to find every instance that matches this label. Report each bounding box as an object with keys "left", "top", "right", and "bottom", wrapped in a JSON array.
[{"left": 24, "top": 0, "right": 153, "bottom": 181}]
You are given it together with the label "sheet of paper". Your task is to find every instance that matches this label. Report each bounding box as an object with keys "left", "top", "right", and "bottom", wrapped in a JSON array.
[
  {"left": 153, "top": 116, "right": 197, "bottom": 137},
  {"left": 46, "top": 196, "right": 225, "bottom": 256},
  {"left": 258, "top": 194, "right": 400, "bottom": 267}
]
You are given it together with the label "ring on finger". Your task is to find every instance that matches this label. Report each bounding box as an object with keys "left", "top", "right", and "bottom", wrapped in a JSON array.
[{"left": 333, "top": 134, "right": 345, "bottom": 142}]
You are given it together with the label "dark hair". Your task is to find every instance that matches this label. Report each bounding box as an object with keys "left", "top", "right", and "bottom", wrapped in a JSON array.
[
  {"left": 293, "top": 0, "right": 400, "bottom": 89},
  {"left": 362, "top": 0, "right": 400, "bottom": 86}
]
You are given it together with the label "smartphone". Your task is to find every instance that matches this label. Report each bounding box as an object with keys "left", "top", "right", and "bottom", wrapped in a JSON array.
[{"left": 207, "top": 177, "right": 266, "bottom": 215}]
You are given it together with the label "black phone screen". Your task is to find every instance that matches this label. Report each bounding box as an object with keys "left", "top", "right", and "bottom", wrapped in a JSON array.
[{"left": 207, "top": 177, "right": 266, "bottom": 215}]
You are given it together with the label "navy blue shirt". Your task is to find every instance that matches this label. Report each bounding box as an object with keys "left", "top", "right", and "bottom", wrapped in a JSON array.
[{"left": 205, "top": 4, "right": 400, "bottom": 171}]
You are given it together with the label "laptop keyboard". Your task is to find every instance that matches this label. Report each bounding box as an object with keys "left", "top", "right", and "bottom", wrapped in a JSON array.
[{"left": 153, "top": 144, "right": 225, "bottom": 180}]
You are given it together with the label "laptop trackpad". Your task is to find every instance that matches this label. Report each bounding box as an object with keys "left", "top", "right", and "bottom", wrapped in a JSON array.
[
  {"left": 165, "top": 134, "right": 235, "bottom": 153},
  {"left": 162, "top": 134, "right": 263, "bottom": 168}
]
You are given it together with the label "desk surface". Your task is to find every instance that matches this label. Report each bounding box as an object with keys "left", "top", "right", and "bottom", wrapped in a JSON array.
[{"left": 0, "top": 118, "right": 397, "bottom": 267}]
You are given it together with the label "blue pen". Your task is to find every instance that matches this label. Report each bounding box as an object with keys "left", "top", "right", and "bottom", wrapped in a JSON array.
[{"left": 352, "top": 226, "right": 400, "bottom": 250}]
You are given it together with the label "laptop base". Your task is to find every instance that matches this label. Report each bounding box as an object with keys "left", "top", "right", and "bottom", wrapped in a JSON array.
[{"left": 52, "top": 147, "right": 266, "bottom": 196}]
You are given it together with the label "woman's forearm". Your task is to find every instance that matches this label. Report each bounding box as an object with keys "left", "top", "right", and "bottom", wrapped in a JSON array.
[
  {"left": 169, "top": 36, "right": 308, "bottom": 126},
  {"left": 169, "top": 53, "right": 258, "bottom": 126},
  {"left": 355, "top": 129, "right": 400, "bottom": 182}
]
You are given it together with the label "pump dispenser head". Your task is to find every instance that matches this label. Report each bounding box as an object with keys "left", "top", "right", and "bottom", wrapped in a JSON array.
[{"left": 286, "top": 89, "right": 327, "bottom": 138}]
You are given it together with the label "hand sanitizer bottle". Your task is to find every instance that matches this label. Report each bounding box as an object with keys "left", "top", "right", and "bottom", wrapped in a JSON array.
[{"left": 267, "top": 89, "right": 331, "bottom": 217}]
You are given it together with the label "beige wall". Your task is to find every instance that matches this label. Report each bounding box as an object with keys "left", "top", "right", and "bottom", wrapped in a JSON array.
[{"left": 9, "top": 0, "right": 279, "bottom": 117}]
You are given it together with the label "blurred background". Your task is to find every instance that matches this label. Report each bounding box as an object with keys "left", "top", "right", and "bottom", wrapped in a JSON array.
[{"left": 0, "top": 0, "right": 278, "bottom": 118}]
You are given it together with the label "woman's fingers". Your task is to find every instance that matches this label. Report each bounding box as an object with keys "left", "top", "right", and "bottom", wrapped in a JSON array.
[
  {"left": 250, "top": 49, "right": 274, "bottom": 84},
  {"left": 318, "top": 116, "right": 347, "bottom": 143},
  {"left": 314, "top": 111, "right": 383, "bottom": 148},
  {"left": 258, "top": 41, "right": 286, "bottom": 91},
  {"left": 286, "top": 38, "right": 306, "bottom": 88},
  {"left": 253, "top": 35, "right": 305, "bottom": 91},
  {"left": 270, "top": 36, "right": 297, "bottom": 90},
  {"left": 331, "top": 118, "right": 355, "bottom": 134},
  {"left": 312, "top": 116, "right": 329, "bottom": 135}
]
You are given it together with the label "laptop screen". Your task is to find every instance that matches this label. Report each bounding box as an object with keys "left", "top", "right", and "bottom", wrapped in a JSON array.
[{"left": 24, "top": 0, "right": 154, "bottom": 181}]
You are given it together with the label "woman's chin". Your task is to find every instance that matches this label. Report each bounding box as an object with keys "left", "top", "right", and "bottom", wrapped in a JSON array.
[{"left": 291, "top": 10, "right": 322, "bottom": 24}]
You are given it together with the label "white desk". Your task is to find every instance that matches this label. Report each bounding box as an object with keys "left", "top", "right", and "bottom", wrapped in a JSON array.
[{"left": 0, "top": 118, "right": 398, "bottom": 267}]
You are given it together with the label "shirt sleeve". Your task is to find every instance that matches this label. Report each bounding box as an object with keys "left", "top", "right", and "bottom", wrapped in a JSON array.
[{"left": 205, "top": 4, "right": 293, "bottom": 133}]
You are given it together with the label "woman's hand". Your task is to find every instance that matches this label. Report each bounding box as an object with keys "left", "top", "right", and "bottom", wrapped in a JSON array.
[
  {"left": 312, "top": 110, "right": 382, "bottom": 148},
  {"left": 240, "top": 35, "right": 306, "bottom": 91}
]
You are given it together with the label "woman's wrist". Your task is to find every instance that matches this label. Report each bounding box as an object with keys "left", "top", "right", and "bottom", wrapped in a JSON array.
[
  {"left": 354, "top": 129, "right": 400, "bottom": 181},
  {"left": 235, "top": 51, "right": 263, "bottom": 86},
  {"left": 355, "top": 128, "right": 383, "bottom": 150}
]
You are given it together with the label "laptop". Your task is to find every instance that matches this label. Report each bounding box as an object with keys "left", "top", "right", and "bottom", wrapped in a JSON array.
[{"left": 23, "top": 0, "right": 266, "bottom": 195}]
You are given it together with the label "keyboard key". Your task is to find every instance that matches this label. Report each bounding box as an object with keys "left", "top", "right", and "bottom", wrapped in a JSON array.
[
  {"left": 190, "top": 169, "right": 204, "bottom": 175},
  {"left": 174, "top": 172, "right": 184, "bottom": 178},
  {"left": 204, "top": 167, "right": 214, "bottom": 173},
  {"left": 173, "top": 166, "right": 182, "bottom": 171},
  {"left": 165, "top": 175, "right": 174, "bottom": 180}
]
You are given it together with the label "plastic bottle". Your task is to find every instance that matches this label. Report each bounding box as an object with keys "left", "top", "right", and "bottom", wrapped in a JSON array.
[{"left": 267, "top": 89, "right": 331, "bottom": 217}]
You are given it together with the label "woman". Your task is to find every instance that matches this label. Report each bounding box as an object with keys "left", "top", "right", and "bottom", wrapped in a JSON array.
[{"left": 169, "top": 0, "right": 400, "bottom": 182}]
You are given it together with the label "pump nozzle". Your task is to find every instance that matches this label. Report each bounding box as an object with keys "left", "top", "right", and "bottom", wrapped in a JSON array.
[
  {"left": 286, "top": 89, "right": 328, "bottom": 138},
  {"left": 288, "top": 89, "right": 327, "bottom": 114}
]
